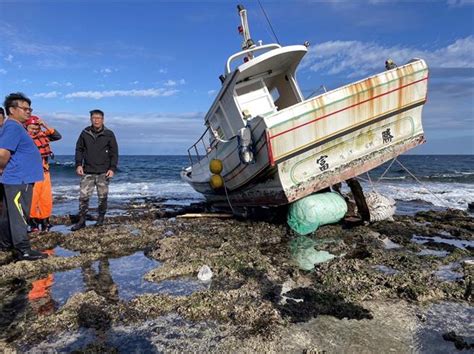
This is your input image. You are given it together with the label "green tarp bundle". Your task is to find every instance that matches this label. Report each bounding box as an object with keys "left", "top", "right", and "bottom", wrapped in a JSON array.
[{"left": 287, "top": 192, "right": 348, "bottom": 235}]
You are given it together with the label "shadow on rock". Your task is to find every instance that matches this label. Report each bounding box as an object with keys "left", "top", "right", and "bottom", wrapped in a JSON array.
[
  {"left": 277, "top": 287, "right": 373, "bottom": 323},
  {"left": 0, "top": 279, "right": 29, "bottom": 341},
  {"left": 78, "top": 303, "right": 112, "bottom": 331}
]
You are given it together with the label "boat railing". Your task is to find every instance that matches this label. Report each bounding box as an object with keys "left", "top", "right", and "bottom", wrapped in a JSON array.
[
  {"left": 225, "top": 43, "right": 281, "bottom": 74},
  {"left": 186, "top": 126, "right": 213, "bottom": 166}
]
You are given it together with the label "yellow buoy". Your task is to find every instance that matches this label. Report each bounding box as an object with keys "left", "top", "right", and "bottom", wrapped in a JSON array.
[
  {"left": 209, "top": 159, "right": 223, "bottom": 174},
  {"left": 210, "top": 174, "right": 224, "bottom": 189}
]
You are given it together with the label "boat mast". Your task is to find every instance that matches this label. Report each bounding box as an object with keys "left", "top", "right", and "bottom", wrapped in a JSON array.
[{"left": 237, "top": 4, "right": 255, "bottom": 59}]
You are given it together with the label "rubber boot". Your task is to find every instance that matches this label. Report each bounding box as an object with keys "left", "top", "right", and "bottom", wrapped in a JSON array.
[
  {"left": 95, "top": 214, "right": 105, "bottom": 227},
  {"left": 43, "top": 217, "right": 52, "bottom": 232},
  {"left": 28, "top": 218, "right": 40, "bottom": 233},
  {"left": 71, "top": 215, "right": 86, "bottom": 231}
]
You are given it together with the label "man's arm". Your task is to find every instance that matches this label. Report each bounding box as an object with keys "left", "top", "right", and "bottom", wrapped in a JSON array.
[
  {"left": 46, "top": 128, "right": 62, "bottom": 142},
  {"left": 0, "top": 148, "right": 11, "bottom": 173},
  {"left": 41, "top": 120, "right": 62, "bottom": 141},
  {"left": 75, "top": 133, "right": 85, "bottom": 176},
  {"left": 75, "top": 133, "right": 85, "bottom": 167},
  {"left": 108, "top": 132, "right": 119, "bottom": 173}
]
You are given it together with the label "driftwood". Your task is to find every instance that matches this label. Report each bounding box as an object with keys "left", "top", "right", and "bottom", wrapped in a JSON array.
[{"left": 176, "top": 213, "right": 233, "bottom": 219}]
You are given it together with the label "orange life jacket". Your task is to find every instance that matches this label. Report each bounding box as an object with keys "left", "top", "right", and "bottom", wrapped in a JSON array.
[{"left": 32, "top": 132, "right": 52, "bottom": 158}]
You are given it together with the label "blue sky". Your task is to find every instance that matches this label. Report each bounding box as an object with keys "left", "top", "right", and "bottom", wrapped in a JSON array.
[{"left": 0, "top": 0, "right": 473, "bottom": 155}]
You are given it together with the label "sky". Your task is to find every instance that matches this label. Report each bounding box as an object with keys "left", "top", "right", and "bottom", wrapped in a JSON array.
[{"left": 0, "top": 0, "right": 473, "bottom": 155}]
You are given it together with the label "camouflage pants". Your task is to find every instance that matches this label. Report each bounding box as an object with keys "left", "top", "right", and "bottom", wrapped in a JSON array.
[{"left": 78, "top": 173, "right": 110, "bottom": 216}]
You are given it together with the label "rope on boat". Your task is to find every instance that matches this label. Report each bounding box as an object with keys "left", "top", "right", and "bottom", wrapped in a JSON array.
[
  {"left": 215, "top": 147, "right": 236, "bottom": 214},
  {"left": 257, "top": 0, "right": 280, "bottom": 45},
  {"left": 223, "top": 179, "right": 236, "bottom": 215},
  {"left": 394, "top": 158, "right": 451, "bottom": 208},
  {"left": 356, "top": 157, "right": 450, "bottom": 208},
  {"left": 366, "top": 171, "right": 377, "bottom": 192},
  {"left": 376, "top": 157, "right": 397, "bottom": 183}
]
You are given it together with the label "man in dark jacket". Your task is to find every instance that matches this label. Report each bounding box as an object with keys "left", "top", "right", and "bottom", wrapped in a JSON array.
[{"left": 71, "top": 109, "right": 118, "bottom": 231}]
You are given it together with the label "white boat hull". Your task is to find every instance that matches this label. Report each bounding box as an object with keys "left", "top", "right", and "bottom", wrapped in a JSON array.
[{"left": 182, "top": 59, "right": 428, "bottom": 207}]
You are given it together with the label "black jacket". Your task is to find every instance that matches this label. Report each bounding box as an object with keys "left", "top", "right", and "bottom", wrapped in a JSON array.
[{"left": 75, "top": 126, "right": 118, "bottom": 174}]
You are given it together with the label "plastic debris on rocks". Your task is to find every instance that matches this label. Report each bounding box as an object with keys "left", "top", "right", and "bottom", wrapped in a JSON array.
[{"left": 197, "top": 265, "right": 213, "bottom": 281}]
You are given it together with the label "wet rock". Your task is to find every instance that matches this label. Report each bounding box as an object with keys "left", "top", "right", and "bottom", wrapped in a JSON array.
[
  {"left": 0, "top": 208, "right": 472, "bottom": 350},
  {"left": 277, "top": 287, "right": 373, "bottom": 323},
  {"left": 0, "top": 253, "right": 104, "bottom": 283},
  {"left": 163, "top": 230, "right": 175, "bottom": 238},
  {"left": 77, "top": 303, "right": 111, "bottom": 330},
  {"left": 442, "top": 331, "right": 474, "bottom": 350}
]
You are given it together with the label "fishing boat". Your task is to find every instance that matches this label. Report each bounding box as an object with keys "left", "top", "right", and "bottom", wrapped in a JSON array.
[{"left": 181, "top": 4, "right": 429, "bottom": 208}]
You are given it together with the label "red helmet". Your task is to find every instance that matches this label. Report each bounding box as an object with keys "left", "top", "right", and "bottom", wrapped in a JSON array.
[{"left": 25, "top": 115, "right": 41, "bottom": 126}]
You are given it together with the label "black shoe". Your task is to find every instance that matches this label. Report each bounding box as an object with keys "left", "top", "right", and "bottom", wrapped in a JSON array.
[
  {"left": 94, "top": 215, "right": 105, "bottom": 227},
  {"left": 16, "top": 249, "right": 48, "bottom": 261},
  {"left": 71, "top": 218, "right": 86, "bottom": 231},
  {"left": 0, "top": 241, "right": 12, "bottom": 252},
  {"left": 41, "top": 219, "right": 53, "bottom": 232}
]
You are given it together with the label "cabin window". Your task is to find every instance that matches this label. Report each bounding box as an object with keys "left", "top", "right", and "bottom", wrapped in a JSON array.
[
  {"left": 264, "top": 73, "right": 302, "bottom": 111},
  {"left": 235, "top": 79, "right": 276, "bottom": 118},
  {"left": 208, "top": 105, "right": 233, "bottom": 141},
  {"left": 270, "top": 87, "right": 280, "bottom": 105}
]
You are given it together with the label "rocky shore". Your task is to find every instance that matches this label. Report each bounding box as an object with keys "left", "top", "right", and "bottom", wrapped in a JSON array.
[{"left": 0, "top": 204, "right": 472, "bottom": 352}]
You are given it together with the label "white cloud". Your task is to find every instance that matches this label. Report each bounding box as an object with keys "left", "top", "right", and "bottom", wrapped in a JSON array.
[
  {"left": 159, "top": 68, "right": 168, "bottom": 74},
  {"left": 34, "top": 91, "right": 61, "bottom": 99},
  {"left": 47, "top": 81, "right": 73, "bottom": 87},
  {"left": 301, "top": 36, "right": 474, "bottom": 77},
  {"left": 164, "top": 79, "right": 186, "bottom": 87},
  {"left": 0, "top": 26, "right": 74, "bottom": 57},
  {"left": 0, "top": 68, "right": 6, "bottom": 74},
  {"left": 447, "top": 0, "right": 473, "bottom": 7},
  {"left": 207, "top": 89, "right": 217, "bottom": 96},
  {"left": 164, "top": 79, "right": 177, "bottom": 86},
  {"left": 64, "top": 88, "right": 179, "bottom": 99},
  {"left": 4, "top": 54, "right": 13, "bottom": 62}
]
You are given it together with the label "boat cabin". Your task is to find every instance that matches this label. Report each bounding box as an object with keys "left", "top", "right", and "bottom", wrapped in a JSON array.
[{"left": 205, "top": 45, "right": 307, "bottom": 145}]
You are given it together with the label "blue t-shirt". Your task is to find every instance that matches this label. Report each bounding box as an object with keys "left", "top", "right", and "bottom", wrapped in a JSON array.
[{"left": 0, "top": 118, "right": 44, "bottom": 184}]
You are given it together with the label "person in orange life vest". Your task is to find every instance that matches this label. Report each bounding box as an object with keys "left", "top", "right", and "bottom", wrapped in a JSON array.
[{"left": 25, "top": 116, "right": 62, "bottom": 232}]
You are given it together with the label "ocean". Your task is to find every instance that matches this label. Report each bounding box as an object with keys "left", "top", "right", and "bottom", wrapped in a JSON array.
[{"left": 49, "top": 155, "right": 474, "bottom": 216}]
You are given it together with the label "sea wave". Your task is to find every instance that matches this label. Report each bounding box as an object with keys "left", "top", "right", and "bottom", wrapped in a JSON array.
[
  {"left": 361, "top": 181, "right": 474, "bottom": 211},
  {"left": 53, "top": 180, "right": 203, "bottom": 202}
]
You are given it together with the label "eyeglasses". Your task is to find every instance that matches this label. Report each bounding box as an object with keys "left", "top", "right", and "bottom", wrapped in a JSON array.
[{"left": 15, "top": 105, "right": 33, "bottom": 113}]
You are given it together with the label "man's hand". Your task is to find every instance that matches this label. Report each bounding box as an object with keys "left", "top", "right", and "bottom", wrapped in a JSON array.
[
  {"left": 76, "top": 166, "right": 84, "bottom": 176},
  {"left": 105, "top": 170, "right": 114, "bottom": 179}
]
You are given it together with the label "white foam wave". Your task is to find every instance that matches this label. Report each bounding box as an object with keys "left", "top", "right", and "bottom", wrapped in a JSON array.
[
  {"left": 53, "top": 180, "right": 203, "bottom": 201},
  {"left": 50, "top": 161, "right": 75, "bottom": 167},
  {"left": 380, "top": 176, "right": 407, "bottom": 180}
]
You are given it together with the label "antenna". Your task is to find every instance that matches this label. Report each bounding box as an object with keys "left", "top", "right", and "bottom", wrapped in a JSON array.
[
  {"left": 237, "top": 4, "right": 255, "bottom": 56},
  {"left": 257, "top": 0, "right": 280, "bottom": 45}
]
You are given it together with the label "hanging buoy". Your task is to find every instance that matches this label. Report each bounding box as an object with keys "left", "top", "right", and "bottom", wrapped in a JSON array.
[
  {"left": 210, "top": 174, "right": 224, "bottom": 189},
  {"left": 209, "top": 159, "right": 223, "bottom": 174}
]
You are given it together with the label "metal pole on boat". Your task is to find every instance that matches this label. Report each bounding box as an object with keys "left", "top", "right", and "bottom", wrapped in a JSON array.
[{"left": 237, "top": 4, "right": 255, "bottom": 55}]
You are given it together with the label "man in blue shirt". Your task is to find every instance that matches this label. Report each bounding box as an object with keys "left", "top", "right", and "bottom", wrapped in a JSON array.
[{"left": 0, "top": 92, "right": 47, "bottom": 261}]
